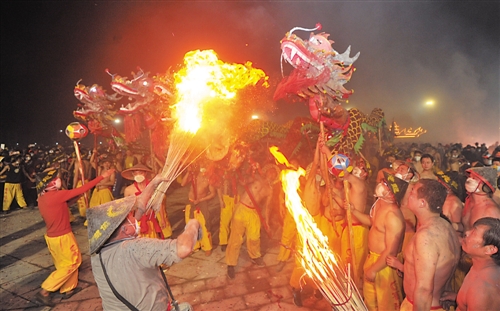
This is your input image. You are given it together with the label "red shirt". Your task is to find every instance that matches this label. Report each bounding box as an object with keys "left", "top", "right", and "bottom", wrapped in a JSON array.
[{"left": 38, "top": 176, "right": 103, "bottom": 237}]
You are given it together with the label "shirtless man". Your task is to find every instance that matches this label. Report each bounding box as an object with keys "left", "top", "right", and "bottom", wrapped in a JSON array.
[
  {"left": 402, "top": 179, "right": 461, "bottom": 311},
  {"left": 441, "top": 217, "right": 500, "bottom": 311},
  {"left": 89, "top": 156, "right": 115, "bottom": 207},
  {"left": 462, "top": 167, "right": 500, "bottom": 233},
  {"left": 225, "top": 164, "right": 273, "bottom": 279},
  {"left": 341, "top": 158, "right": 370, "bottom": 288},
  {"left": 349, "top": 173, "right": 406, "bottom": 311},
  {"left": 181, "top": 160, "right": 216, "bottom": 256},
  {"left": 436, "top": 171, "right": 464, "bottom": 236},
  {"left": 420, "top": 154, "right": 437, "bottom": 180},
  {"left": 217, "top": 144, "right": 247, "bottom": 252},
  {"left": 412, "top": 150, "right": 423, "bottom": 175}
]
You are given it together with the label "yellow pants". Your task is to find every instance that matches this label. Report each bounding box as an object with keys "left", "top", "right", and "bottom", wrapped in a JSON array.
[
  {"left": 185, "top": 203, "right": 212, "bottom": 251},
  {"left": 363, "top": 251, "right": 403, "bottom": 311},
  {"left": 277, "top": 211, "right": 297, "bottom": 262},
  {"left": 226, "top": 203, "right": 261, "bottom": 266},
  {"left": 42, "top": 232, "right": 82, "bottom": 293},
  {"left": 340, "top": 224, "right": 369, "bottom": 288},
  {"left": 157, "top": 200, "right": 172, "bottom": 239},
  {"left": 219, "top": 195, "right": 236, "bottom": 246},
  {"left": 89, "top": 187, "right": 114, "bottom": 208},
  {"left": 400, "top": 297, "right": 445, "bottom": 311},
  {"left": 314, "top": 215, "right": 343, "bottom": 255},
  {"left": 3, "top": 183, "right": 27, "bottom": 211},
  {"left": 75, "top": 180, "right": 89, "bottom": 217}
]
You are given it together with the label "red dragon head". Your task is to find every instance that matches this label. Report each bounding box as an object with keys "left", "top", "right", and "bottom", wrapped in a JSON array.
[{"left": 274, "top": 23, "right": 360, "bottom": 102}]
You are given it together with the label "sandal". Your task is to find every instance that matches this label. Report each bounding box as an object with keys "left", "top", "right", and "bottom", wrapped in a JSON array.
[
  {"left": 35, "top": 292, "right": 55, "bottom": 307},
  {"left": 62, "top": 287, "right": 82, "bottom": 300}
]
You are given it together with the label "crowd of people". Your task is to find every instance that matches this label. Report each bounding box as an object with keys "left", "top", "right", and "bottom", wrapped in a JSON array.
[{"left": 1, "top": 137, "right": 499, "bottom": 310}]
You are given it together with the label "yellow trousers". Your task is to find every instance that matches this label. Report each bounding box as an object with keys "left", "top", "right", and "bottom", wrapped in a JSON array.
[
  {"left": 75, "top": 180, "right": 89, "bottom": 217},
  {"left": 219, "top": 195, "right": 236, "bottom": 246},
  {"left": 400, "top": 298, "right": 445, "bottom": 311},
  {"left": 89, "top": 187, "right": 114, "bottom": 208},
  {"left": 314, "top": 215, "right": 343, "bottom": 255},
  {"left": 3, "top": 183, "right": 27, "bottom": 210},
  {"left": 157, "top": 200, "right": 172, "bottom": 239},
  {"left": 226, "top": 203, "right": 261, "bottom": 266},
  {"left": 42, "top": 232, "right": 82, "bottom": 293},
  {"left": 363, "top": 251, "right": 403, "bottom": 311},
  {"left": 185, "top": 204, "right": 212, "bottom": 251},
  {"left": 340, "top": 224, "right": 369, "bottom": 288},
  {"left": 277, "top": 211, "right": 297, "bottom": 262}
]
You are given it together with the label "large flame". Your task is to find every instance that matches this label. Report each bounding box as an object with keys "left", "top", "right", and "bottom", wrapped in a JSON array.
[
  {"left": 272, "top": 146, "right": 366, "bottom": 310},
  {"left": 172, "top": 50, "right": 268, "bottom": 134}
]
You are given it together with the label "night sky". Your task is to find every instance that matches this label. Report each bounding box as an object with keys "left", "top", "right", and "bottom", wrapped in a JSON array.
[{"left": 1, "top": 1, "right": 499, "bottom": 148}]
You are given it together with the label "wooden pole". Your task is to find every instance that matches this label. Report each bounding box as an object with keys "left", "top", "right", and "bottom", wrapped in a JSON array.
[
  {"left": 149, "top": 129, "right": 156, "bottom": 172},
  {"left": 343, "top": 178, "right": 357, "bottom": 285},
  {"left": 378, "top": 125, "right": 382, "bottom": 155},
  {"left": 73, "top": 141, "right": 89, "bottom": 210},
  {"left": 319, "top": 122, "right": 338, "bottom": 236}
]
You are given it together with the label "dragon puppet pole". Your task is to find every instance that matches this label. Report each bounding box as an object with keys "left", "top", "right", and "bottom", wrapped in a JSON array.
[
  {"left": 148, "top": 129, "right": 156, "bottom": 173},
  {"left": 73, "top": 141, "right": 89, "bottom": 210},
  {"left": 343, "top": 174, "right": 357, "bottom": 287},
  {"left": 378, "top": 125, "right": 382, "bottom": 155},
  {"left": 318, "top": 121, "right": 338, "bottom": 237}
]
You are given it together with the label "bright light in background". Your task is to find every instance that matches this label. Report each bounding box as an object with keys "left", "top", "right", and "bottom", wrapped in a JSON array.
[
  {"left": 251, "top": 115, "right": 259, "bottom": 120},
  {"left": 425, "top": 100, "right": 434, "bottom": 106},
  {"left": 114, "top": 118, "right": 121, "bottom": 124},
  {"left": 59, "top": 130, "right": 63, "bottom": 133}
]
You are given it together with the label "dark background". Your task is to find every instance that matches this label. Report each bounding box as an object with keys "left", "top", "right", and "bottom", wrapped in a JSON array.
[{"left": 1, "top": 1, "right": 499, "bottom": 148}]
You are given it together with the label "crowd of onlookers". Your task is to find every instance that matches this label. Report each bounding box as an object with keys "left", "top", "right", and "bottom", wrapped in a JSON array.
[
  {"left": 1, "top": 140, "right": 499, "bottom": 212},
  {"left": 0, "top": 143, "right": 160, "bottom": 213}
]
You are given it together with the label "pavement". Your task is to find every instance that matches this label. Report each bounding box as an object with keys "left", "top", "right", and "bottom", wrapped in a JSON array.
[{"left": 0, "top": 185, "right": 332, "bottom": 311}]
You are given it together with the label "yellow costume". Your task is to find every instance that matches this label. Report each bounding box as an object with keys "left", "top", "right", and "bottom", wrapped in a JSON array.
[
  {"left": 185, "top": 201, "right": 212, "bottom": 252},
  {"left": 3, "top": 183, "right": 27, "bottom": 211},
  {"left": 157, "top": 198, "right": 172, "bottom": 239},
  {"left": 219, "top": 194, "right": 236, "bottom": 247},
  {"left": 363, "top": 251, "right": 403, "bottom": 311},
  {"left": 75, "top": 180, "right": 89, "bottom": 217},
  {"left": 41, "top": 232, "right": 82, "bottom": 294},
  {"left": 276, "top": 210, "right": 297, "bottom": 262},
  {"left": 400, "top": 297, "right": 445, "bottom": 311},
  {"left": 340, "top": 223, "right": 369, "bottom": 288},
  {"left": 226, "top": 202, "right": 261, "bottom": 266},
  {"left": 89, "top": 187, "right": 114, "bottom": 207}
]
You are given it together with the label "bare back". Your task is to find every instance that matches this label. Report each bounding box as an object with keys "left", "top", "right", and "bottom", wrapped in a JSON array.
[{"left": 404, "top": 216, "right": 460, "bottom": 308}]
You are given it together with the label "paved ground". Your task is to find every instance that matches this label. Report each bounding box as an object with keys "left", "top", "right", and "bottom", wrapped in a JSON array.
[{"left": 0, "top": 185, "right": 332, "bottom": 311}]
